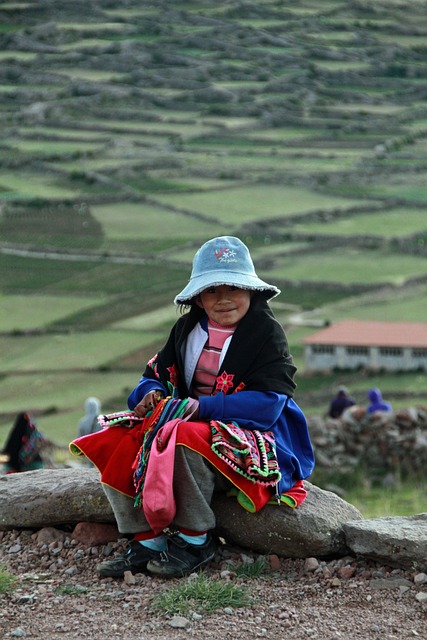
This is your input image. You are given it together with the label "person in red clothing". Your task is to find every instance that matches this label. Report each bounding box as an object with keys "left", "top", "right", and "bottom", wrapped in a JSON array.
[{"left": 71, "top": 236, "right": 314, "bottom": 579}]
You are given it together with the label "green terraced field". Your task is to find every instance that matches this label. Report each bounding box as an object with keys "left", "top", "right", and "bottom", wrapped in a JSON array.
[{"left": 1, "top": 0, "right": 427, "bottom": 435}]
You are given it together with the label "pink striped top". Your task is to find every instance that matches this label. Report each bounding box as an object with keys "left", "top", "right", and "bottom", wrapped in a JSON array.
[{"left": 192, "top": 320, "right": 237, "bottom": 397}]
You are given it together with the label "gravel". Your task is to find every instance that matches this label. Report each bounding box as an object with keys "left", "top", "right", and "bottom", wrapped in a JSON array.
[{"left": 1, "top": 528, "right": 426, "bottom": 640}]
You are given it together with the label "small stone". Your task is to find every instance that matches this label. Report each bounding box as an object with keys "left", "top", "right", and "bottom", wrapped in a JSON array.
[
  {"left": 192, "top": 612, "right": 203, "bottom": 620},
  {"left": 240, "top": 553, "right": 254, "bottom": 564},
  {"left": 415, "top": 591, "right": 427, "bottom": 603},
  {"left": 337, "top": 565, "right": 356, "bottom": 580},
  {"left": 304, "top": 557, "right": 319, "bottom": 573},
  {"left": 168, "top": 616, "right": 190, "bottom": 629},
  {"left": 72, "top": 522, "right": 120, "bottom": 546},
  {"left": 220, "top": 569, "right": 235, "bottom": 579},
  {"left": 123, "top": 570, "right": 136, "bottom": 585},
  {"left": 399, "top": 586, "right": 410, "bottom": 594},
  {"left": 269, "top": 554, "right": 281, "bottom": 572}
]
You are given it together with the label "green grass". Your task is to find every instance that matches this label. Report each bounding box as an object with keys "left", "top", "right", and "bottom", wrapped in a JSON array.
[
  {"left": 151, "top": 572, "right": 250, "bottom": 615},
  {"left": 0, "top": 51, "right": 36, "bottom": 60},
  {"left": 315, "top": 282, "right": 427, "bottom": 324},
  {"left": 17, "top": 126, "right": 111, "bottom": 141},
  {"left": 0, "top": 329, "right": 159, "bottom": 373},
  {"left": 264, "top": 247, "right": 427, "bottom": 286},
  {"left": 347, "top": 482, "right": 427, "bottom": 519},
  {"left": 91, "top": 202, "right": 222, "bottom": 243},
  {"left": 312, "top": 467, "right": 427, "bottom": 519},
  {"left": 57, "top": 22, "right": 128, "bottom": 32},
  {"left": 243, "top": 128, "right": 326, "bottom": 141},
  {"left": 6, "top": 140, "right": 106, "bottom": 156},
  {"left": 290, "top": 208, "right": 427, "bottom": 238},
  {"left": 0, "top": 566, "right": 17, "bottom": 594},
  {"left": 149, "top": 185, "right": 374, "bottom": 225},
  {"left": 0, "top": 172, "right": 90, "bottom": 199},
  {"left": 0, "top": 293, "right": 108, "bottom": 332},
  {"left": 54, "top": 584, "right": 89, "bottom": 595},
  {"left": 1, "top": 255, "right": 187, "bottom": 299},
  {"left": 181, "top": 149, "right": 357, "bottom": 173},
  {"left": 230, "top": 556, "right": 268, "bottom": 578}
]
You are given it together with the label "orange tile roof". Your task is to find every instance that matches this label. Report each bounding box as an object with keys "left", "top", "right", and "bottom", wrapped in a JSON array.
[{"left": 303, "top": 320, "right": 427, "bottom": 348}]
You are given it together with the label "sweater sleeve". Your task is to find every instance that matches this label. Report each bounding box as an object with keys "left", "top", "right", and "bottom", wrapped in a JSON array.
[
  {"left": 127, "top": 378, "right": 167, "bottom": 410},
  {"left": 198, "top": 390, "right": 287, "bottom": 431}
]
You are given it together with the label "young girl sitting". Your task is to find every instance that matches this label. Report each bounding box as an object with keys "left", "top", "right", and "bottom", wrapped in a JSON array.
[{"left": 70, "top": 236, "right": 315, "bottom": 578}]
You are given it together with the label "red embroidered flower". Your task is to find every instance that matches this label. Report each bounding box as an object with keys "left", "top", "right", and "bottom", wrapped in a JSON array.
[
  {"left": 215, "top": 372, "right": 235, "bottom": 394},
  {"left": 233, "top": 382, "right": 246, "bottom": 393},
  {"left": 147, "top": 354, "right": 160, "bottom": 378},
  {"left": 167, "top": 364, "right": 178, "bottom": 388}
]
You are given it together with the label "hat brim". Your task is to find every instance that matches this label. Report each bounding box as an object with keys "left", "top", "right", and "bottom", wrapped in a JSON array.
[{"left": 174, "top": 271, "right": 280, "bottom": 305}]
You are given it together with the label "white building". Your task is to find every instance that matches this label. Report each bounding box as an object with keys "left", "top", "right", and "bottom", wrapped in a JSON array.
[{"left": 303, "top": 320, "right": 427, "bottom": 372}]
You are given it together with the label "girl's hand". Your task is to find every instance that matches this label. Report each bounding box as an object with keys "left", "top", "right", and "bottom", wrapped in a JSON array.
[{"left": 134, "top": 390, "right": 164, "bottom": 418}]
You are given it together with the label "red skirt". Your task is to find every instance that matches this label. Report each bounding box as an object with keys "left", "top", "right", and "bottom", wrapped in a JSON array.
[{"left": 70, "top": 420, "right": 306, "bottom": 512}]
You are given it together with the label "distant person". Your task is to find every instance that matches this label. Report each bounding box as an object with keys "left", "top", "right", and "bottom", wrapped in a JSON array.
[
  {"left": 328, "top": 385, "right": 355, "bottom": 419},
  {"left": 78, "top": 397, "right": 102, "bottom": 438},
  {"left": 1, "top": 412, "right": 48, "bottom": 474},
  {"left": 77, "top": 397, "right": 102, "bottom": 467},
  {"left": 367, "top": 388, "right": 392, "bottom": 414}
]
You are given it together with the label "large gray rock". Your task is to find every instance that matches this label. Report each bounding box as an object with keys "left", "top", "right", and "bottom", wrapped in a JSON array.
[
  {"left": 0, "top": 468, "right": 113, "bottom": 529},
  {"left": 213, "top": 481, "right": 362, "bottom": 558},
  {"left": 0, "top": 469, "right": 362, "bottom": 559},
  {"left": 343, "top": 513, "right": 427, "bottom": 571}
]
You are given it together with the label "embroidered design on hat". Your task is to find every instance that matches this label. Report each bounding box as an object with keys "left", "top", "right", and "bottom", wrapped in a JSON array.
[{"left": 214, "top": 247, "right": 237, "bottom": 263}]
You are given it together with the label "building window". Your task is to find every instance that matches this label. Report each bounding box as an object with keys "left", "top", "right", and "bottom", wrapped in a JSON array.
[
  {"left": 346, "top": 346, "right": 369, "bottom": 355},
  {"left": 379, "top": 347, "right": 403, "bottom": 357},
  {"left": 312, "top": 345, "right": 335, "bottom": 354},
  {"left": 412, "top": 348, "right": 427, "bottom": 358}
]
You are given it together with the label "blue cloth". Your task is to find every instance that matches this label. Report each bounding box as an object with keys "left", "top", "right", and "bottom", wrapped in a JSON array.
[{"left": 367, "top": 388, "right": 393, "bottom": 414}]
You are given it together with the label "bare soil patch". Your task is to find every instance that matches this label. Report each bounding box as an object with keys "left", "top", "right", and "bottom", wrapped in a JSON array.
[{"left": 1, "top": 528, "right": 426, "bottom": 640}]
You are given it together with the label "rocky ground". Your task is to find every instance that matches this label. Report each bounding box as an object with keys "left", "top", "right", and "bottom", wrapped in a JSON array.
[{"left": 0, "top": 526, "right": 426, "bottom": 640}]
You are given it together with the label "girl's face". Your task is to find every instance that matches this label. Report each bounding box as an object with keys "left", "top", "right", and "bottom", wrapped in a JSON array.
[{"left": 196, "top": 285, "right": 251, "bottom": 326}]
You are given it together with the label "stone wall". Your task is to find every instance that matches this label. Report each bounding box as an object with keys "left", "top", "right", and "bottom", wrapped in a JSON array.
[{"left": 308, "top": 405, "right": 427, "bottom": 480}]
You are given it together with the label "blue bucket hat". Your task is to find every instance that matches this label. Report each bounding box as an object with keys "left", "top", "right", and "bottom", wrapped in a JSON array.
[{"left": 174, "top": 236, "right": 280, "bottom": 305}]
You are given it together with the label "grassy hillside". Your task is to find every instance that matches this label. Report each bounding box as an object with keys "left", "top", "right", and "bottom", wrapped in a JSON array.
[{"left": 0, "top": 0, "right": 427, "bottom": 447}]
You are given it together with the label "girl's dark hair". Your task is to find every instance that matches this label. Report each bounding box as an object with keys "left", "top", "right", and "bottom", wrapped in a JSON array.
[{"left": 176, "top": 289, "right": 269, "bottom": 315}]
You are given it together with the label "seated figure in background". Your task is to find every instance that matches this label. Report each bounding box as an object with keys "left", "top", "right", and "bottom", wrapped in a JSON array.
[
  {"left": 367, "top": 387, "right": 393, "bottom": 414},
  {"left": 1, "top": 412, "right": 48, "bottom": 474},
  {"left": 328, "top": 385, "right": 355, "bottom": 419}
]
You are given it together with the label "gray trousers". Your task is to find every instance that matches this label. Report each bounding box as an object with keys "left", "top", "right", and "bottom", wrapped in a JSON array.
[{"left": 102, "top": 445, "right": 231, "bottom": 534}]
